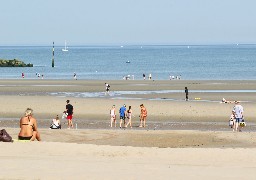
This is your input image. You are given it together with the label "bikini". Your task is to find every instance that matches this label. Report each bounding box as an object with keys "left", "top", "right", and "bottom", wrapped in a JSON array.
[
  {"left": 127, "top": 110, "right": 132, "bottom": 119},
  {"left": 18, "top": 116, "right": 34, "bottom": 140},
  {"left": 141, "top": 108, "right": 147, "bottom": 117}
]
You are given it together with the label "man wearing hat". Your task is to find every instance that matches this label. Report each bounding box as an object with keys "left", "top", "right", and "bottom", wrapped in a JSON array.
[
  {"left": 65, "top": 100, "right": 74, "bottom": 129},
  {"left": 119, "top": 104, "right": 127, "bottom": 128}
]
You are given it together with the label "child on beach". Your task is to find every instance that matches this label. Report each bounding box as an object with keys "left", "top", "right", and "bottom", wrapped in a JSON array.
[
  {"left": 229, "top": 111, "right": 235, "bottom": 130},
  {"left": 110, "top": 105, "right": 116, "bottom": 127},
  {"left": 50, "top": 115, "right": 61, "bottom": 129}
]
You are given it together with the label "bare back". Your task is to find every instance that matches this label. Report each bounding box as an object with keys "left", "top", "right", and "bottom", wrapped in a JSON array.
[{"left": 18, "top": 116, "right": 38, "bottom": 137}]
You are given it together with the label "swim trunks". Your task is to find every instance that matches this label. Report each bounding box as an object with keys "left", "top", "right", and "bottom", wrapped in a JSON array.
[{"left": 67, "top": 115, "right": 73, "bottom": 120}]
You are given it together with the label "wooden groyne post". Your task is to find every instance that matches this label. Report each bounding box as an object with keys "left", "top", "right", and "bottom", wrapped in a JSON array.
[{"left": 52, "top": 41, "right": 55, "bottom": 67}]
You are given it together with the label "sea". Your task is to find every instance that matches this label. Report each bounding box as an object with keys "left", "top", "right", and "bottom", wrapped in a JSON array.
[{"left": 0, "top": 44, "right": 255, "bottom": 80}]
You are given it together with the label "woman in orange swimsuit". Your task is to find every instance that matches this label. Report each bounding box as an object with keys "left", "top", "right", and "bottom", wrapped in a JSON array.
[
  {"left": 18, "top": 108, "right": 41, "bottom": 141},
  {"left": 140, "top": 104, "right": 147, "bottom": 127}
]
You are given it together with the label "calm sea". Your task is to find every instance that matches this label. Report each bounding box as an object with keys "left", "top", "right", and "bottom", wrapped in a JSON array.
[{"left": 0, "top": 45, "right": 255, "bottom": 80}]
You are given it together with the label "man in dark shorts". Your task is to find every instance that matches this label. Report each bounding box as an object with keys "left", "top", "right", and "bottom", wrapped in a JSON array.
[
  {"left": 65, "top": 100, "right": 74, "bottom": 129},
  {"left": 119, "top": 104, "right": 126, "bottom": 128}
]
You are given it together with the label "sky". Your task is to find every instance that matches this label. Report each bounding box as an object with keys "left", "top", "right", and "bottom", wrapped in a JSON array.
[{"left": 1, "top": 0, "right": 256, "bottom": 46}]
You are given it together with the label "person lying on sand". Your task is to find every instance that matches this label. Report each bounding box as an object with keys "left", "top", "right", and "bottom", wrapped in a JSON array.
[{"left": 222, "top": 98, "right": 234, "bottom": 104}]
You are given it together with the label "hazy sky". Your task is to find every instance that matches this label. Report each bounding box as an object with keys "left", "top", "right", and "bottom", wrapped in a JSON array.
[{"left": 1, "top": 0, "right": 256, "bottom": 45}]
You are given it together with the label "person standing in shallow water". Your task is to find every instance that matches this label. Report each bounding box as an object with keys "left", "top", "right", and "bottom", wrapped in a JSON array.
[
  {"left": 185, "top": 87, "right": 189, "bottom": 101},
  {"left": 73, "top": 72, "right": 77, "bottom": 80},
  {"left": 143, "top": 73, "right": 146, "bottom": 80}
]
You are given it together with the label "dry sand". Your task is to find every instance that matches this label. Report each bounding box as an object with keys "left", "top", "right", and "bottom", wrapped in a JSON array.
[{"left": 1, "top": 79, "right": 256, "bottom": 179}]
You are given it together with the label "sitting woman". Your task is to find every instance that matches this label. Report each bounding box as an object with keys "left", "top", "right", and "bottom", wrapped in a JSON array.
[
  {"left": 50, "top": 115, "right": 61, "bottom": 129},
  {"left": 18, "top": 108, "right": 41, "bottom": 141}
]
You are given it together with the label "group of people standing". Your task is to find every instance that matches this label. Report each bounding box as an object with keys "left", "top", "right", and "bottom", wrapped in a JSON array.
[{"left": 110, "top": 104, "right": 147, "bottom": 128}]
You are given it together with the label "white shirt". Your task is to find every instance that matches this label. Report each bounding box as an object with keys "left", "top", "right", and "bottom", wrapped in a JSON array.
[
  {"left": 233, "top": 104, "right": 243, "bottom": 118},
  {"left": 110, "top": 108, "right": 115, "bottom": 116}
]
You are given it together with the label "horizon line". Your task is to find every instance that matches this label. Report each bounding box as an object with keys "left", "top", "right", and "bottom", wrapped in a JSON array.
[{"left": 0, "top": 43, "right": 255, "bottom": 47}]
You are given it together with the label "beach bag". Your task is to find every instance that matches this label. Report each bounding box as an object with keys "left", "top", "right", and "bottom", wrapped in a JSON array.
[
  {"left": 62, "top": 112, "right": 68, "bottom": 119},
  {"left": 240, "top": 119, "right": 246, "bottom": 127},
  {"left": 229, "top": 119, "right": 234, "bottom": 127},
  {"left": 0, "top": 129, "right": 13, "bottom": 142}
]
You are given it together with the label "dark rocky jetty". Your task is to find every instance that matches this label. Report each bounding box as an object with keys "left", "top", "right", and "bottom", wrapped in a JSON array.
[{"left": 0, "top": 59, "right": 33, "bottom": 67}]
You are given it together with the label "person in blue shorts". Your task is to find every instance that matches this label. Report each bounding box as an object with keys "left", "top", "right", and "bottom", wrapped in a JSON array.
[{"left": 119, "top": 104, "right": 127, "bottom": 128}]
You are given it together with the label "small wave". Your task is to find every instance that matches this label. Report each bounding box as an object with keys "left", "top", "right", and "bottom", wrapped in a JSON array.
[{"left": 33, "top": 65, "right": 47, "bottom": 67}]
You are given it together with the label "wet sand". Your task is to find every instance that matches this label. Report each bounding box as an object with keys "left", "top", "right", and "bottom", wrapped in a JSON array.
[{"left": 0, "top": 79, "right": 256, "bottom": 129}]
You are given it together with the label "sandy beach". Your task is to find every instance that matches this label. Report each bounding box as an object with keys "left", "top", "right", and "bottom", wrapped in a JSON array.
[{"left": 1, "top": 79, "right": 256, "bottom": 179}]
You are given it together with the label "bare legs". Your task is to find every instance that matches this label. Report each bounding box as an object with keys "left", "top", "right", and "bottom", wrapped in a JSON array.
[
  {"left": 234, "top": 122, "right": 241, "bottom": 132},
  {"left": 110, "top": 116, "right": 116, "bottom": 127},
  {"left": 139, "top": 116, "right": 146, "bottom": 127},
  {"left": 126, "top": 118, "right": 132, "bottom": 128},
  {"left": 120, "top": 119, "right": 126, "bottom": 128},
  {"left": 68, "top": 119, "right": 73, "bottom": 129},
  {"left": 30, "top": 131, "right": 41, "bottom": 141}
]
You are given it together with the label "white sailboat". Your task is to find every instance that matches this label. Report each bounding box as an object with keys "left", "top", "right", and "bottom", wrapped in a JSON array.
[{"left": 62, "top": 41, "right": 68, "bottom": 52}]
